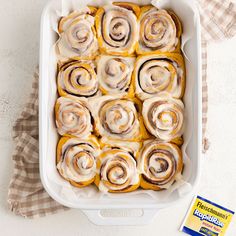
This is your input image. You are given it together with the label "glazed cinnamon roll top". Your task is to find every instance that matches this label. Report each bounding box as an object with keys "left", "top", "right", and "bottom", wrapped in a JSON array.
[
  {"left": 90, "top": 96, "right": 141, "bottom": 141},
  {"left": 137, "top": 7, "right": 182, "bottom": 54},
  {"left": 57, "top": 61, "right": 98, "bottom": 97},
  {"left": 134, "top": 54, "right": 185, "bottom": 100},
  {"left": 55, "top": 96, "right": 92, "bottom": 138},
  {"left": 96, "top": 145, "right": 140, "bottom": 193},
  {"left": 142, "top": 95, "right": 184, "bottom": 141},
  {"left": 56, "top": 8, "right": 98, "bottom": 61},
  {"left": 57, "top": 136, "right": 100, "bottom": 187},
  {"left": 97, "top": 55, "right": 135, "bottom": 95},
  {"left": 139, "top": 140, "right": 183, "bottom": 190},
  {"left": 95, "top": 3, "right": 139, "bottom": 55}
]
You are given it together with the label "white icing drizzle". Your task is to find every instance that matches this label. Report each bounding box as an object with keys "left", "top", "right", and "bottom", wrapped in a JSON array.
[
  {"left": 139, "top": 8, "right": 178, "bottom": 52},
  {"left": 57, "top": 137, "right": 100, "bottom": 183},
  {"left": 97, "top": 55, "right": 135, "bottom": 94},
  {"left": 58, "top": 61, "right": 98, "bottom": 97},
  {"left": 98, "top": 4, "right": 138, "bottom": 54},
  {"left": 139, "top": 140, "right": 182, "bottom": 189},
  {"left": 142, "top": 95, "right": 184, "bottom": 141},
  {"left": 55, "top": 96, "right": 92, "bottom": 138},
  {"left": 98, "top": 148, "right": 139, "bottom": 192},
  {"left": 135, "top": 54, "right": 184, "bottom": 100},
  {"left": 89, "top": 96, "right": 140, "bottom": 140},
  {"left": 56, "top": 10, "right": 98, "bottom": 60}
]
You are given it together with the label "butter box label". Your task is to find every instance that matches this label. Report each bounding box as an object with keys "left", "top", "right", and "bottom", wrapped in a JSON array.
[{"left": 180, "top": 196, "right": 234, "bottom": 236}]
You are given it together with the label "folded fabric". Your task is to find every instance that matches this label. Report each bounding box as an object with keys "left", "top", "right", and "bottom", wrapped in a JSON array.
[
  {"left": 8, "top": 0, "right": 236, "bottom": 218},
  {"left": 8, "top": 71, "right": 67, "bottom": 217}
]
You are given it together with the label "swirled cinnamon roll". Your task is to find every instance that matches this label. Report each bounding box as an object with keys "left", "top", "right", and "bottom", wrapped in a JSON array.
[
  {"left": 57, "top": 136, "right": 100, "bottom": 187},
  {"left": 139, "top": 140, "right": 183, "bottom": 190},
  {"left": 95, "top": 146, "right": 140, "bottom": 193},
  {"left": 90, "top": 96, "right": 140, "bottom": 141},
  {"left": 57, "top": 61, "right": 98, "bottom": 97},
  {"left": 134, "top": 53, "right": 185, "bottom": 100},
  {"left": 142, "top": 95, "right": 184, "bottom": 142},
  {"left": 56, "top": 8, "right": 98, "bottom": 61},
  {"left": 137, "top": 6, "right": 182, "bottom": 54},
  {"left": 97, "top": 55, "right": 135, "bottom": 96},
  {"left": 95, "top": 3, "right": 139, "bottom": 56},
  {"left": 55, "top": 96, "right": 92, "bottom": 138}
]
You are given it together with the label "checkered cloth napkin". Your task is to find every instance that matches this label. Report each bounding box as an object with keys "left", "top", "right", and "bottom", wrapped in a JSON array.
[{"left": 8, "top": 0, "right": 236, "bottom": 218}]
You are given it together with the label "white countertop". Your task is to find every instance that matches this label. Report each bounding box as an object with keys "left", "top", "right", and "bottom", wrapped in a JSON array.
[{"left": 1, "top": 0, "right": 236, "bottom": 235}]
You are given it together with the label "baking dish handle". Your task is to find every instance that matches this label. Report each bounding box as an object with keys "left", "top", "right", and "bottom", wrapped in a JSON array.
[{"left": 82, "top": 209, "right": 159, "bottom": 225}]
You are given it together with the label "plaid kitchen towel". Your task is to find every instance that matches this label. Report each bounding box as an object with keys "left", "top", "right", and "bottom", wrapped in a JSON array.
[
  {"left": 199, "top": 0, "right": 236, "bottom": 151},
  {"left": 7, "top": 0, "right": 236, "bottom": 218},
  {"left": 8, "top": 70, "right": 68, "bottom": 217}
]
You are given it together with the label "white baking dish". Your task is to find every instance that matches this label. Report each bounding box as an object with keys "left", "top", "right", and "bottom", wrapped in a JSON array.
[{"left": 39, "top": 0, "right": 202, "bottom": 225}]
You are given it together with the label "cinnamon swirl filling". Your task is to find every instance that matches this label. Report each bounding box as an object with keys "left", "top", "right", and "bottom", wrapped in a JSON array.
[
  {"left": 134, "top": 54, "right": 185, "bottom": 100},
  {"left": 96, "top": 148, "right": 139, "bottom": 192},
  {"left": 57, "top": 9, "right": 98, "bottom": 60},
  {"left": 96, "top": 3, "right": 139, "bottom": 55},
  {"left": 57, "top": 136, "right": 100, "bottom": 187},
  {"left": 57, "top": 61, "right": 98, "bottom": 97},
  {"left": 138, "top": 7, "right": 181, "bottom": 54},
  {"left": 90, "top": 97, "right": 140, "bottom": 140},
  {"left": 97, "top": 55, "right": 135, "bottom": 95},
  {"left": 55, "top": 97, "right": 92, "bottom": 138},
  {"left": 142, "top": 96, "right": 184, "bottom": 141},
  {"left": 139, "top": 141, "right": 183, "bottom": 190}
]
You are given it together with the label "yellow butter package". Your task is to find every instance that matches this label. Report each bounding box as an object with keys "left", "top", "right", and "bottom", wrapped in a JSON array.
[{"left": 180, "top": 195, "right": 234, "bottom": 236}]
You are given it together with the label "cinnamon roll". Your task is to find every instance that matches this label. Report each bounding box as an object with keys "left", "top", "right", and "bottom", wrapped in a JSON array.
[
  {"left": 139, "top": 140, "right": 183, "bottom": 190},
  {"left": 57, "top": 61, "right": 98, "bottom": 97},
  {"left": 56, "top": 8, "right": 98, "bottom": 61},
  {"left": 90, "top": 96, "right": 140, "bottom": 141},
  {"left": 97, "top": 55, "right": 135, "bottom": 96},
  {"left": 55, "top": 96, "right": 92, "bottom": 138},
  {"left": 142, "top": 95, "right": 184, "bottom": 142},
  {"left": 95, "top": 146, "right": 140, "bottom": 193},
  {"left": 137, "top": 6, "right": 182, "bottom": 54},
  {"left": 95, "top": 3, "right": 139, "bottom": 56},
  {"left": 134, "top": 53, "right": 185, "bottom": 100},
  {"left": 56, "top": 136, "right": 100, "bottom": 187}
]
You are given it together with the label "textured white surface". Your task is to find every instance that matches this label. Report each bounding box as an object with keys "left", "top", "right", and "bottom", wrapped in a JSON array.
[{"left": 1, "top": 0, "right": 236, "bottom": 235}]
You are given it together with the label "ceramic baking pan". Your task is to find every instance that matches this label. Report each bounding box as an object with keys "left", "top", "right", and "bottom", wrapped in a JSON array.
[{"left": 39, "top": 0, "right": 202, "bottom": 225}]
